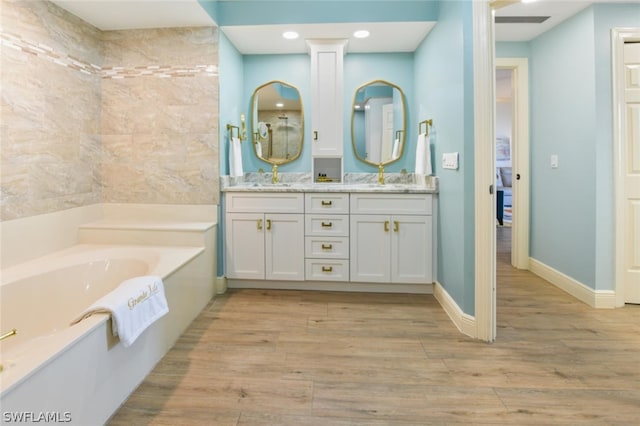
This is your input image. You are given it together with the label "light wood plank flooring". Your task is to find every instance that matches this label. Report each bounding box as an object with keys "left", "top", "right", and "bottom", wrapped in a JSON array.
[{"left": 109, "top": 227, "right": 640, "bottom": 425}]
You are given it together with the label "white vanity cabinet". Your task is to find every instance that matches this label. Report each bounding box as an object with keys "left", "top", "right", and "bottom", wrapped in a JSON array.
[
  {"left": 304, "top": 193, "right": 349, "bottom": 281},
  {"left": 225, "top": 193, "right": 304, "bottom": 281},
  {"left": 350, "top": 194, "right": 433, "bottom": 284}
]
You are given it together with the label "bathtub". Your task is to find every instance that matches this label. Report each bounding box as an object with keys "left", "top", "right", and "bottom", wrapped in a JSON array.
[{"left": 0, "top": 243, "right": 214, "bottom": 425}]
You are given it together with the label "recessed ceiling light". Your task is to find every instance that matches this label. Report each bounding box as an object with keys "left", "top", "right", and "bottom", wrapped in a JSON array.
[
  {"left": 282, "top": 31, "right": 299, "bottom": 40},
  {"left": 276, "top": 102, "right": 284, "bottom": 108},
  {"left": 354, "top": 30, "right": 370, "bottom": 39}
]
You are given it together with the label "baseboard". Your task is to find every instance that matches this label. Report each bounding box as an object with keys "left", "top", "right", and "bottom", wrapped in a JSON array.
[
  {"left": 529, "top": 258, "right": 616, "bottom": 309},
  {"left": 226, "top": 279, "right": 434, "bottom": 294},
  {"left": 433, "top": 281, "right": 477, "bottom": 338}
]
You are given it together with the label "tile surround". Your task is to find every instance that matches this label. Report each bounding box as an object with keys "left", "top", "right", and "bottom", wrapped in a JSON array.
[{"left": 1, "top": 0, "right": 220, "bottom": 221}]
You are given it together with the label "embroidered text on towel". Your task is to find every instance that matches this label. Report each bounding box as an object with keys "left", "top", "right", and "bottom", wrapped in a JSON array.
[{"left": 128, "top": 282, "right": 160, "bottom": 310}]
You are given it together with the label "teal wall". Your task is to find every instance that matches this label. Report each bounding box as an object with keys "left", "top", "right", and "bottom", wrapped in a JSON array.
[
  {"left": 414, "top": 0, "right": 475, "bottom": 314},
  {"left": 497, "top": 4, "right": 640, "bottom": 291}
]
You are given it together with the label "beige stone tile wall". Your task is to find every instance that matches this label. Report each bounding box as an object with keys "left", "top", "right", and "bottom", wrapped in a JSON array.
[
  {"left": 101, "top": 27, "right": 219, "bottom": 205},
  {"left": 1, "top": 0, "right": 103, "bottom": 221},
  {"left": 0, "top": 0, "right": 220, "bottom": 221}
]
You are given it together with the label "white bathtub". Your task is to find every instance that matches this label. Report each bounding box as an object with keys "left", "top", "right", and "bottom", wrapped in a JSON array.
[{"left": 0, "top": 243, "right": 214, "bottom": 425}]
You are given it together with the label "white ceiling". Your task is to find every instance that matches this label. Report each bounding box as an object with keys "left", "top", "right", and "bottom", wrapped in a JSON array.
[{"left": 50, "top": 1, "right": 628, "bottom": 51}]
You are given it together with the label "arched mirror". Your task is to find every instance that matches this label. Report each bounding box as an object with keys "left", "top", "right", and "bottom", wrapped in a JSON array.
[
  {"left": 251, "top": 80, "right": 304, "bottom": 165},
  {"left": 351, "top": 80, "right": 407, "bottom": 166}
]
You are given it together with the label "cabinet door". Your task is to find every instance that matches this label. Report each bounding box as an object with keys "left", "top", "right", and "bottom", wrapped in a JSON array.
[
  {"left": 391, "top": 215, "right": 433, "bottom": 283},
  {"left": 310, "top": 42, "right": 344, "bottom": 156},
  {"left": 350, "top": 214, "right": 391, "bottom": 282},
  {"left": 265, "top": 213, "right": 305, "bottom": 281},
  {"left": 226, "top": 213, "right": 265, "bottom": 279}
]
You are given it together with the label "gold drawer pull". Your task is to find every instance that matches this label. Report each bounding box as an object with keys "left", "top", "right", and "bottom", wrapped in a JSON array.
[
  {"left": 266, "top": 219, "right": 272, "bottom": 230},
  {"left": 384, "top": 220, "right": 390, "bottom": 232},
  {"left": 257, "top": 219, "right": 263, "bottom": 230},
  {"left": 321, "top": 243, "right": 333, "bottom": 250},
  {"left": 321, "top": 200, "right": 332, "bottom": 206},
  {"left": 321, "top": 266, "right": 333, "bottom": 272},
  {"left": 321, "top": 222, "right": 333, "bottom": 228},
  {"left": 394, "top": 221, "right": 399, "bottom": 232}
]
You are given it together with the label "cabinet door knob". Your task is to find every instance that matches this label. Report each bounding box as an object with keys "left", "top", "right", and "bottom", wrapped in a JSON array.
[
  {"left": 321, "top": 200, "right": 332, "bottom": 206},
  {"left": 321, "top": 266, "right": 333, "bottom": 272},
  {"left": 321, "top": 243, "right": 333, "bottom": 250},
  {"left": 393, "top": 221, "right": 399, "bottom": 232},
  {"left": 384, "top": 220, "right": 390, "bottom": 232},
  {"left": 257, "top": 219, "right": 263, "bottom": 230},
  {"left": 321, "top": 221, "right": 333, "bottom": 228},
  {"left": 266, "top": 219, "right": 272, "bottom": 230}
]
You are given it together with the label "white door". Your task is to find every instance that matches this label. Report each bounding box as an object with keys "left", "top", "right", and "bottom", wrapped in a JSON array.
[
  {"left": 381, "top": 103, "right": 394, "bottom": 163},
  {"left": 622, "top": 41, "right": 640, "bottom": 303},
  {"left": 350, "top": 214, "right": 390, "bottom": 282},
  {"left": 265, "top": 213, "right": 305, "bottom": 281},
  {"left": 391, "top": 215, "right": 433, "bottom": 283},
  {"left": 226, "top": 213, "right": 265, "bottom": 280}
]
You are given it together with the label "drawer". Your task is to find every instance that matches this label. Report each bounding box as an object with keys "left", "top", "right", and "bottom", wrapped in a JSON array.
[
  {"left": 305, "top": 259, "right": 349, "bottom": 281},
  {"left": 305, "top": 214, "right": 349, "bottom": 236},
  {"left": 305, "top": 193, "right": 349, "bottom": 214},
  {"left": 305, "top": 236, "right": 349, "bottom": 259},
  {"left": 350, "top": 193, "right": 432, "bottom": 215},
  {"left": 226, "top": 192, "right": 303, "bottom": 213}
]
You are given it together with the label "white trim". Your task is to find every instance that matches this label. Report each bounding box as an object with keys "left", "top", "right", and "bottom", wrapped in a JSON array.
[
  {"left": 496, "top": 57, "right": 530, "bottom": 270},
  {"left": 612, "top": 28, "right": 640, "bottom": 307},
  {"left": 529, "top": 258, "right": 616, "bottom": 309},
  {"left": 434, "top": 282, "right": 477, "bottom": 338},
  {"left": 227, "top": 279, "right": 434, "bottom": 294},
  {"left": 473, "top": 0, "right": 496, "bottom": 342},
  {"left": 216, "top": 276, "right": 228, "bottom": 294}
]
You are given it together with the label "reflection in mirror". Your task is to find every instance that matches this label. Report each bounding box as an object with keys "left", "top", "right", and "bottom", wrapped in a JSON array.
[
  {"left": 351, "top": 80, "right": 406, "bottom": 166},
  {"left": 251, "top": 81, "right": 303, "bottom": 165}
]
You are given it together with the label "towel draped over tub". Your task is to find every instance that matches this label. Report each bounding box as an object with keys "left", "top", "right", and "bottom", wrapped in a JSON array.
[{"left": 71, "top": 275, "right": 169, "bottom": 347}]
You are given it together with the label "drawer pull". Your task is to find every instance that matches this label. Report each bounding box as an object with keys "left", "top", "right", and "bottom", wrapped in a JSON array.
[
  {"left": 321, "top": 243, "right": 333, "bottom": 250},
  {"left": 394, "top": 221, "right": 399, "bottom": 232},
  {"left": 384, "top": 220, "right": 390, "bottom": 232},
  {"left": 257, "top": 219, "right": 263, "bottom": 230},
  {"left": 321, "top": 222, "right": 333, "bottom": 228},
  {"left": 321, "top": 200, "right": 332, "bottom": 206},
  {"left": 266, "top": 219, "right": 272, "bottom": 230},
  {"left": 321, "top": 266, "right": 333, "bottom": 272}
]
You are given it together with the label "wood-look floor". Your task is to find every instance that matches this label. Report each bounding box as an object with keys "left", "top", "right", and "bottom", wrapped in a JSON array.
[{"left": 109, "top": 227, "right": 640, "bottom": 425}]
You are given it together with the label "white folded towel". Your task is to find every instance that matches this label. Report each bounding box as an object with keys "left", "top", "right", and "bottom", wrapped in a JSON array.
[
  {"left": 415, "top": 132, "right": 432, "bottom": 176},
  {"left": 229, "top": 136, "right": 243, "bottom": 177},
  {"left": 391, "top": 138, "right": 400, "bottom": 160},
  {"left": 71, "top": 275, "right": 169, "bottom": 348}
]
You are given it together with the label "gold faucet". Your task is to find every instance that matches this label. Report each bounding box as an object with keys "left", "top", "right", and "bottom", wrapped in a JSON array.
[
  {"left": 378, "top": 163, "right": 385, "bottom": 185},
  {"left": 272, "top": 164, "right": 278, "bottom": 184}
]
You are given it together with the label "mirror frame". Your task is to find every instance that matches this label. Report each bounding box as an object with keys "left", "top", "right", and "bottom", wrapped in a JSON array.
[
  {"left": 250, "top": 80, "right": 304, "bottom": 166},
  {"left": 350, "top": 79, "right": 407, "bottom": 167}
]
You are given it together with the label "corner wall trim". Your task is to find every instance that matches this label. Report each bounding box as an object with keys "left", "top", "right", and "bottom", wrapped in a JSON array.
[
  {"left": 434, "top": 281, "right": 477, "bottom": 338},
  {"left": 529, "top": 258, "right": 616, "bottom": 309}
]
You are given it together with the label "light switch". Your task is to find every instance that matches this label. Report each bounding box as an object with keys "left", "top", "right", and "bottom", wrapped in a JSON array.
[
  {"left": 442, "top": 152, "right": 459, "bottom": 170},
  {"left": 550, "top": 154, "right": 558, "bottom": 169}
]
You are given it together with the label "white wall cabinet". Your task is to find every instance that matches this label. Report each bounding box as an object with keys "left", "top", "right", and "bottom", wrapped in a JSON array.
[
  {"left": 225, "top": 193, "right": 304, "bottom": 281},
  {"left": 350, "top": 194, "right": 433, "bottom": 284}
]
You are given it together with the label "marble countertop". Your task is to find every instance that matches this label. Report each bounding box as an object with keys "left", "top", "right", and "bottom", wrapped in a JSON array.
[{"left": 221, "top": 173, "right": 438, "bottom": 194}]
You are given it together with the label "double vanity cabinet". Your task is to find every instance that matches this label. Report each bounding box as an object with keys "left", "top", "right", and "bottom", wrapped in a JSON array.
[{"left": 224, "top": 185, "right": 437, "bottom": 293}]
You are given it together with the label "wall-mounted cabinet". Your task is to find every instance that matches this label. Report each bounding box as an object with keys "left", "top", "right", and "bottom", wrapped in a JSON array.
[{"left": 308, "top": 40, "right": 346, "bottom": 183}]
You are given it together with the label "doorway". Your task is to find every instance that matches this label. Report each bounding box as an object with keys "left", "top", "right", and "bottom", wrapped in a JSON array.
[{"left": 496, "top": 58, "right": 529, "bottom": 270}]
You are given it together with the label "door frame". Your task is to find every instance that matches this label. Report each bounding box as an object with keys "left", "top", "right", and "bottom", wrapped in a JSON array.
[
  {"left": 496, "top": 58, "right": 530, "bottom": 270},
  {"left": 612, "top": 28, "right": 640, "bottom": 306}
]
